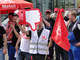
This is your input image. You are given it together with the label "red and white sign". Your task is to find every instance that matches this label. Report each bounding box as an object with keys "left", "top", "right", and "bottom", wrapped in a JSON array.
[
  {"left": 18, "top": 9, "right": 41, "bottom": 31},
  {"left": 17, "top": 10, "right": 25, "bottom": 25}
]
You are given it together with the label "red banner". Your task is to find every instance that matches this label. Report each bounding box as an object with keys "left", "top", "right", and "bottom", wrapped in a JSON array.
[{"left": 51, "top": 9, "right": 70, "bottom": 51}]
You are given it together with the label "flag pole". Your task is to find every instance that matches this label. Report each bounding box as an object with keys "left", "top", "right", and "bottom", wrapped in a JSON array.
[{"left": 45, "top": 42, "right": 50, "bottom": 60}]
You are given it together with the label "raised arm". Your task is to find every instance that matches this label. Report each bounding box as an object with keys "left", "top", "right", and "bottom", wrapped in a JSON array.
[
  {"left": 16, "top": 18, "right": 29, "bottom": 35},
  {"left": 11, "top": 25, "right": 20, "bottom": 38},
  {"left": 42, "top": 18, "right": 50, "bottom": 27}
]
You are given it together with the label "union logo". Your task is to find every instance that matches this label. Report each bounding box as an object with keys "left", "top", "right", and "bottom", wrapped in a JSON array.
[{"left": 56, "top": 26, "right": 61, "bottom": 36}]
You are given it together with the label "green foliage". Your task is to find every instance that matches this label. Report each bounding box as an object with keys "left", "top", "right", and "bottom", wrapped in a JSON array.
[{"left": 77, "top": 0, "right": 80, "bottom": 8}]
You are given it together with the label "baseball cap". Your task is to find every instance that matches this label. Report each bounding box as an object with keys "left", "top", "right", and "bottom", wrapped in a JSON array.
[
  {"left": 54, "top": 8, "right": 58, "bottom": 12},
  {"left": 79, "top": 5, "right": 80, "bottom": 8},
  {"left": 60, "top": 8, "right": 65, "bottom": 13},
  {"left": 45, "top": 10, "right": 51, "bottom": 13}
]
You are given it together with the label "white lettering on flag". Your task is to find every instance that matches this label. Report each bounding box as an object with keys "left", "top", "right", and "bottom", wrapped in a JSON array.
[{"left": 56, "top": 26, "right": 61, "bottom": 36}]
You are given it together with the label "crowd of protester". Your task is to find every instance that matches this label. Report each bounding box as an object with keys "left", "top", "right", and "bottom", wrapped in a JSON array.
[{"left": 0, "top": 7, "right": 80, "bottom": 60}]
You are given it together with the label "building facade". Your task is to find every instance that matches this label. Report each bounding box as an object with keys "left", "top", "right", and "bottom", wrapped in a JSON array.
[{"left": 31, "top": 0, "right": 77, "bottom": 17}]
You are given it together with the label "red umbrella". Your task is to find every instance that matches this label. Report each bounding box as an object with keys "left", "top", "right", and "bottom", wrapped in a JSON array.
[
  {"left": 0, "top": 0, "right": 33, "bottom": 14},
  {"left": 0, "top": 0, "right": 33, "bottom": 25}
]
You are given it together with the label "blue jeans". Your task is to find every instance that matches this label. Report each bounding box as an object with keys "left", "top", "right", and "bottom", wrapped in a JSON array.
[
  {"left": 16, "top": 49, "right": 31, "bottom": 60},
  {"left": 7, "top": 43, "right": 16, "bottom": 60},
  {"left": 68, "top": 32, "right": 80, "bottom": 60},
  {"left": 68, "top": 44, "right": 80, "bottom": 60},
  {"left": 0, "top": 48, "right": 5, "bottom": 60}
]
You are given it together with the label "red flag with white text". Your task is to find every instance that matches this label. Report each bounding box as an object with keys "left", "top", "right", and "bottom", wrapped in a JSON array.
[{"left": 51, "top": 9, "right": 70, "bottom": 51}]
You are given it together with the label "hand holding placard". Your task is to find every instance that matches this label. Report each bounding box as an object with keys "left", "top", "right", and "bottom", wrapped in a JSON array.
[{"left": 18, "top": 9, "right": 41, "bottom": 31}]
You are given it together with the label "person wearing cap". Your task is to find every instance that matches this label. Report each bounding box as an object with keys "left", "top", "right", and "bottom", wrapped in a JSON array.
[
  {"left": 79, "top": 5, "right": 80, "bottom": 8},
  {"left": 50, "top": 8, "right": 58, "bottom": 20},
  {"left": 45, "top": 10, "right": 55, "bottom": 33},
  {"left": 60, "top": 8, "right": 69, "bottom": 22},
  {"left": 45, "top": 10, "right": 55, "bottom": 60},
  {"left": 54, "top": 8, "right": 69, "bottom": 60}
]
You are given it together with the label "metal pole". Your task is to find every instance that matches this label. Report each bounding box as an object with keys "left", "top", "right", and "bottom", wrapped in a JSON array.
[
  {"left": 42, "top": 0, "right": 45, "bottom": 17},
  {"left": 53, "top": 0, "right": 54, "bottom": 10},
  {"left": 59, "top": 0, "right": 61, "bottom": 8},
  {"left": 75, "top": 0, "right": 77, "bottom": 8},
  {"left": 56, "top": 0, "right": 58, "bottom": 7},
  {"left": 42, "top": 0, "right": 44, "bottom": 14},
  {"left": 62, "top": 0, "right": 63, "bottom": 8},
  {"left": 68, "top": 0, "right": 69, "bottom": 8},
  {"left": 52, "top": 0, "right": 53, "bottom": 11},
  {"left": 64, "top": 0, "right": 65, "bottom": 9}
]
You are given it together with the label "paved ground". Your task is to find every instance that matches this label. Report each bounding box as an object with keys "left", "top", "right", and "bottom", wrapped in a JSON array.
[{"left": 5, "top": 47, "right": 62, "bottom": 60}]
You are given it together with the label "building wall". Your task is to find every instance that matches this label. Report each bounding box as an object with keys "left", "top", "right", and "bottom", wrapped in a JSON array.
[{"left": 32, "top": 0, "right": 77, "bottom": 17}]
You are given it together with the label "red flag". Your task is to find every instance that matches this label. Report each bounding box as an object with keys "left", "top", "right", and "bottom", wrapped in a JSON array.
[{"left": 51, "top": 9, "right": 70, "bottom": 51}]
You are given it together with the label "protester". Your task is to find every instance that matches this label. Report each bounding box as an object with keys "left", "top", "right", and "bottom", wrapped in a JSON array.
[
  {"left": 60, "top": 8, "right": 69, "bottom": 22},
  {"left": 5, "top": 13, "right": 15, "bottom": 60},
  {"left": 61, "top": 8, "right": 69, "bottom": 60},
  {"left": 15, "top": 13, "right": 50, "bottom": 60},
  {"left": 10, "top": 14, "right": 20, "bottom": 60},
  {"left": 45, "top": 10, "right": 55, "bottom": 34},
  {"left": 67, "top": 11, "right": 80, "bottom": 60},
  {"left": 54, "top": 8, "right": 69, "bottom": 60},
  {"left": 16, "top": 24, "right": 31, "bottom": 60},
  {"left": 0, "top": 26, "right": 7, "bottom": 60},
  {"left": 45, "top": 10, "right": 55, "bottom": 60},
  {"left": 50, "top": 8, "right": 58, "bottom": 20},
  {"left": 16, "top": 18, "right": 52, "bottom": 60},
  {"left": 41, "top": 13, "right": 50, "bottom": 28}
]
